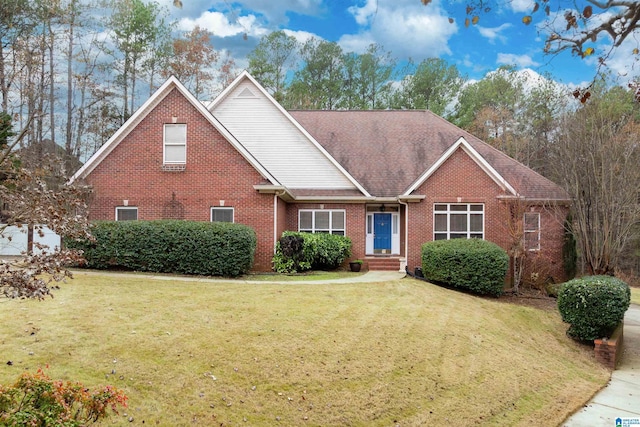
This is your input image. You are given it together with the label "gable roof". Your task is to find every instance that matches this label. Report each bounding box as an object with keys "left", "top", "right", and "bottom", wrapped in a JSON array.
[
  {"left": 290, "top": 110, "right": 570, "bottom": 201},
  {"left": 208, "top": 71, "right": 370, "bottom": 197},
  {"left": 69, "top": 76, "right": 279, "bottom": 185}
]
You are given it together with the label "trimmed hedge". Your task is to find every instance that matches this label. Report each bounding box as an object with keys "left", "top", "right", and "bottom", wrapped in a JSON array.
[
  {"left": 421, "top": 238, "right": 509, "bottom": 296},
  {"left": 66, "top": 220, "right": 256, "bottom": 277},
  {"left": 557, "top": 275, "right": 630, "bottom": 341},
  {"left": 272, "top": 231, "right": 351, "bottom": 273}
]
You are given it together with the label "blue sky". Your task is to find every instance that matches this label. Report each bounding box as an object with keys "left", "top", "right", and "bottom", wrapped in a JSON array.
[{"left": 157, "top": 0, "right": 638, "bottom": 88}]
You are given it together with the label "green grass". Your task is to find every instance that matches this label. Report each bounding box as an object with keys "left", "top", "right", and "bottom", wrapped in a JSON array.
[{"left": 0, "top": 273, "right": 609, "bottom": 426}]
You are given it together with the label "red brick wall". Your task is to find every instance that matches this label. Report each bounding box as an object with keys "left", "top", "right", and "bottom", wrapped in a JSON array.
[
  {"left": 405, "top": 148, "right": 567, "bottom": 284},
  {"left": 284, "top": 203, "right": 367, "bottom": 261},
  {"left": 521, "top": 205, "right": 569, "bottom": 285},
  {"left": 82, "top": 88, "right": 275, "bottom": 271}
]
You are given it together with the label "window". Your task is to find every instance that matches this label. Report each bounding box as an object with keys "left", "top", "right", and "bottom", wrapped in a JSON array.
[
  {"left": 164, "top": 124, "right": 186, "bottom": 164},
  {"left": 434, "top": 203, "right": 484, "bottom": 240},
  {"left": 299, "top": 210, "right": 345, "bottom": 235},
  {"left": 211, "top": 207, "right": 234, "bottom": 223},
  {"left": 524, "top": 212, "right": 540, "bottom": 251},
  {"left": 116, "top": 207, "right": 138, "bottom": 221}
]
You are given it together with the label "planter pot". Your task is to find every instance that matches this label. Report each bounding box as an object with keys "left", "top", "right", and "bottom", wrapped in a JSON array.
[{"left": 349, "top": 262, "right": 362, "bottom": 272}]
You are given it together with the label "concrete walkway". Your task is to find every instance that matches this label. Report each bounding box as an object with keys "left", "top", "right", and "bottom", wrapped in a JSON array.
[
  {"left": 563, "top": 304, "right": 640, "bottom": 426},
  {"left": 71, "top": 269, "right": 408, "bottom": 285}
]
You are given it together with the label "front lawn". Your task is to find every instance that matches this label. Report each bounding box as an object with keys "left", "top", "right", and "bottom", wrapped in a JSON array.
[{"left": 0, "top": 273, "right": 608, "bottom": 426}]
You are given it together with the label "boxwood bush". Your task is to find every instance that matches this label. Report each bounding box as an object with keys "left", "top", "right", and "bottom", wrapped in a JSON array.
[
  {"left": 272, "top": 231, "right": 351, "bottom": 273},
  {"left": 421, "top": 238, "right": 509, "bottom": 296},
  {"left": 557, "top": 275, "right": 630, "bottom": 341},
  {"left": 66, "top": 220, "right": 256, "bottom": 277}
]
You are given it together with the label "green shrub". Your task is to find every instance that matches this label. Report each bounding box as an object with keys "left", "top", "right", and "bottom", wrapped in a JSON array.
[
  {"left": 272, "top": 231, "right": 351, "bottom": 273},
  {"left": 66, "top": 220, "right": 256, "bottom": 277},
  {"left": 557, "top": 275, "right": 630, "bottom": 341},
  {"left": 421, "top": 238, "right": 509, "bottom": 296}
]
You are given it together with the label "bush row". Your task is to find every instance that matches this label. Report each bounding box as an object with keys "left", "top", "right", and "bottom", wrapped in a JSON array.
[
  {"left": 557, "top": 275, "right": 630, "bottom": 341},
  {"left": 421, "top": 238, "right": 509, "bottom": 296},
  {"left": 66, "top": 220, "right": 256, "bottom": 277},
  {"left": 272, "top": 231, "right": 351, "bottom": 273}
]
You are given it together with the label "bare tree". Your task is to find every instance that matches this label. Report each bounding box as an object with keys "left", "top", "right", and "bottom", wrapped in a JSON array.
[
  {"left": 550, "top": 85, "right": 640, "bottom": 274},
  {"left": 0, "top": 113, "right": 91, "bottom": 299}
]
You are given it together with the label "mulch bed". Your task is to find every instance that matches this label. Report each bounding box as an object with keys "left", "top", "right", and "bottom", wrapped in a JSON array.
[{"left": 498, "top": 287, "right": 558, "bottom": 311}]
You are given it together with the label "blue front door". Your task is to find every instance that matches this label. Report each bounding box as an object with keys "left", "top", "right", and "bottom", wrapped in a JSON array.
[{"left": 374, "top": 213, "right": 392, "bottom": 251}]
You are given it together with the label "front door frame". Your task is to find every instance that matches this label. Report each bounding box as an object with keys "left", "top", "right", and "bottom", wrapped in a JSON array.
[{"left": 366, "top": 209, "right": 400, "bottom": 255}]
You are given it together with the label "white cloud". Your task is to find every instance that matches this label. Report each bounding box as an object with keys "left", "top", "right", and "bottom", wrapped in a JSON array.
[
  {"left": 348, "top": 0, "right": 378, "bottom": 26},
  {"left": 177, "top": 11, "right": 268, "bottom": 38},
  {"left": 509, "top": 0, "right": 535, "bottom": 13},
  {"left": 341, "top": 0, "right": 457, "bottom": 59},
  {"left": 497, "top": 53, "right": 540, "bottom": 68},
  {"left": 477, "top": 23, "right": 512, "bottom": 44},
  {"left": 283, "top": 29, "right": 319, "bottom": 45}
]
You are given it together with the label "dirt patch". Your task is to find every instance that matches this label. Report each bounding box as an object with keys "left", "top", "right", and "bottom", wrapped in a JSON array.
[{"left": 498, "top": 287, "right": 558, "bottom": 311}]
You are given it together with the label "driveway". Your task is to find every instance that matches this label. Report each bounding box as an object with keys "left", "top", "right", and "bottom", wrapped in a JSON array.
[{"left": 563, "top": 304, "right": 640, "bottom": 426}]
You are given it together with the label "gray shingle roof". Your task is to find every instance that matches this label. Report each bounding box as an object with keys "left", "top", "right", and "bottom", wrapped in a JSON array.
[{"left": 289, "top": 110, "right": 569, "bottom": 201}]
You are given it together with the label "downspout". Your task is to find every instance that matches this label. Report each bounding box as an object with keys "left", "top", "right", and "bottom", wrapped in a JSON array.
[
  {"left": 398, "top": 198, "right": 409, "bottom": 272},
  {"left": 273, "top": 191, "right": 286, "bottom": 251},
  {"left": 273, "top": 193, "right": 279, "bottom": 252}
]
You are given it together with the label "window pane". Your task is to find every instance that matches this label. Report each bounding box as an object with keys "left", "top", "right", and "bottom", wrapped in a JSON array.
[
  {"left": 524, "top": 213, "right": 539, "bottom": 230},
  {"left": 524, "top": 231, "right": 539, "bottom": 250},
  {"left": 165, "top": 124, "right": 186, "bottom": 143},
  {"left": 470, "top": 204, "right": 483, "bottom": 211},
  {"left": 331, "top": 211, "right": 345, "bottom": 230},
  {"left": 470, "top": 214, "right": 483, "bottom": 232},
  {"left": 333, "top": 231, "right": 345, "bottom": 236},
  {"left": 165, "top": 145, "right": 186, "bottom": 163},
  {"left": 300, "top": 211, "right": 312, "bottom": 230},
  {"left": 450, "top": 205, "right": 467, "bottom": 212},
  {"left": 315, "top": 211, "right": 330, "bottom": 229},
  {"left": 450, "top": 233, "right": 467, "bottom": 239},
  {"left": 450, "top": 214, "right": 468, "bottom": 232},
  {"left": 434, "top": 233, "right": 448, "bottom": 240},
  {"left": 117, "top": 208, "right": 137, "bottom": 221},
  {"left": 212, "top": 208, "right": 233, "bottom": 222},
  {"left": 434, "top": 204, "right": 447, "bottom": 211},
  {"left": 367, "top": 215, "right": 372, "bottom": 234},
  {"left": 434, "top": 214, "right": 447, "bottom": 232}
]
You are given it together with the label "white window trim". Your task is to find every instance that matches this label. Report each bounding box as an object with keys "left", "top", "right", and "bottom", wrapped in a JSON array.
[
  {"left": 210, "top": 207, "right": 234, "bottom": 223},
  {"left": 163, "top": 123, "right": 187, "bottom": 164},
  {"left": 115, "top": 206, "right": 138, "bottom": 221},
  {"left": 298, "top": 209, "right": 346, "bottom": 235},
  {"left": 433, "top": 203, "right": 484, "bottom": 240},
  {"left": 524, "top": 212, "right": 541, "bottom": 251}
]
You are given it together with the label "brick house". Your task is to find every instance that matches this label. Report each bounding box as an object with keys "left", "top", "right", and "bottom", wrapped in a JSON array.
[{"left": 70, "top": 71, "right": 571, "bottom": 282}]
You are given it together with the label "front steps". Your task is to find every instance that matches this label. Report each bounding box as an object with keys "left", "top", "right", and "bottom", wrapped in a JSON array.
[{"left": 365, "top": 257, "right": 403, "bottom": 271}]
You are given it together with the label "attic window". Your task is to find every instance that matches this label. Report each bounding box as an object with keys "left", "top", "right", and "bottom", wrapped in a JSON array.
[
  {"left": 237, "top": 87, "right": 257, "bottom": 98},
  {"left": 164, "top": 124, "right": 186, "bottom": 164}
]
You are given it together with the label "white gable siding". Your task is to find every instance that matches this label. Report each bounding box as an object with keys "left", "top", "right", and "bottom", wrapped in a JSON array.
[{"left": 212, "top": 81, "right": 356, "bottom": 190}]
